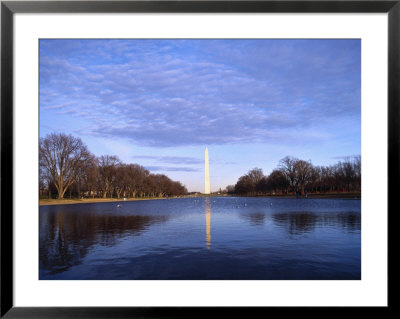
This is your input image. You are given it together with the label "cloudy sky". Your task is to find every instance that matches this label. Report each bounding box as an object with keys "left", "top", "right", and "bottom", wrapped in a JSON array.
[{"left": 39, "top": 39, "right": 360, "bottom": 192}]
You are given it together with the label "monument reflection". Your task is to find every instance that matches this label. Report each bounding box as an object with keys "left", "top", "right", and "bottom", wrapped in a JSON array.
[{"left": 205, "top": 198, "right": 211, "bottom": 249}]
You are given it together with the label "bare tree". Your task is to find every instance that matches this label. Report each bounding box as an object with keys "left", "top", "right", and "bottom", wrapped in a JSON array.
[
  {"left": 340, "top": 158, "right": 355, "bottom": 192},
  {"left": 231, "top": 154, "right": 361, "bottom": 196},
  {"left": 123, "top": 164, "right": 150, "bottom": 198},
  {"left": 225, "top": 185, "right": 235, "bottom": 194},
  {"left": 234, "top": 175, "right": 254, "bottom": 194},
  {"left": 294, "top": 159, "right": 313, "bottom": 194},
  {"left": 247, "top": 168, "right": 264, "bottom": 186},
  {"left": 97, "top": 155, "right": 121, "bottom": 198},
  {"left": 279, "top": 156, "right": 298, "bottom": 191},
  {"left": 267, "top": 169, "right": 289, "bottom": 194},
  {"left": 76, "top": 155, "right": 98, "bottom": 198},
  {"left": 39, "top": 133, "right": 92, "bottom": 199},
  {"left": 234, "top": 168, "right": 265, "bottom": 195},
  {"left": 39, "top": 165, "right": 52, "bottom": 198},
  {"left": 354, "top": 155, "right": 361, "bottom": 191}
]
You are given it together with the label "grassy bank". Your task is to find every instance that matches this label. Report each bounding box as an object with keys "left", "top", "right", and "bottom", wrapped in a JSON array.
[
  {"left": 237, "top": 192, "right": 361, "bottom": 199},
  {"left": 299, "top": 192, "right": 360, "bottom": 199},
  {"left": 39, "top": 197, "right": 169, "bottom": 206},
  {"left": 39, "top": 192, "right": 360, "bottom": 206}
]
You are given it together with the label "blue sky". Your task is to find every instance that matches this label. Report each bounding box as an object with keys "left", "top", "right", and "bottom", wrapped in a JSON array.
[{"left": 39, "top": 39, "right": 361, "bottom": 192}]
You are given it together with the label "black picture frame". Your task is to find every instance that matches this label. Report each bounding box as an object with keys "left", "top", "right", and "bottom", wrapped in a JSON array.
[{"left": 1, "top": 1, "right": 396, "bottom": 317}]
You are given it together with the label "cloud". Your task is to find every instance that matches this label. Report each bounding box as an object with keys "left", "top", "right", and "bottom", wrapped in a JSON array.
[
  {"left": 40, "top": 39, "right": 360, "bottom": 148},
  {"left": 145, "top": 166, "right": 200, "bottom": 172},
  {"left": 330, "top": 155, "right": 361, "bottom": 160},
  {"left": 134, "top": 155, "right": 203, "bottom": 165}
]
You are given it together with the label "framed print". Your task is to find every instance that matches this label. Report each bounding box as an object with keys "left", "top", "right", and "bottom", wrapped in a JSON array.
[{"left": 1, "top": 0, "right": 396, "bottom": 317}]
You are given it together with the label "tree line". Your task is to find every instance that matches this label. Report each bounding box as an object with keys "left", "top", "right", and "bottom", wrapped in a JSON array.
[
  {"left": 39, "top": 133, "right": 188, "bottom": 199},
  {"left": 227, "top": 155, "right": 361, "bottom": 196}
]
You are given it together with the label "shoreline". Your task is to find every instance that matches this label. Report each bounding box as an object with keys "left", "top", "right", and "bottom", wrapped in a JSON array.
[
  {"left": 39, "top": 193, "right": 360, "bottom": 206},
  {"left": 39, "top": 197, "right": 169, "bottom": 206},
  {"left": 211, "top": 192, "right": 360, "bottom": 199},
  {"left": 250, "top": 193, "right": 361, "bottom": 200}
]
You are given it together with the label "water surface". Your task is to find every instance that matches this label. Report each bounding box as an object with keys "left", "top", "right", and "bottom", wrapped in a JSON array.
[{"left": 39, "top": 197, "right": 361, "bottom": 280}]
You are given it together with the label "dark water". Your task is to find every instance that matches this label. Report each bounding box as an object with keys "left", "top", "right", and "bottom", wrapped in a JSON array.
[{"left": 39, "top": 197, "right": 361, "bottom": 280}]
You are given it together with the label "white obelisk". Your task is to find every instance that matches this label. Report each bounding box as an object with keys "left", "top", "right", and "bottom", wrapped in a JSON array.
[{"left": 204, "top": 147, "right": 210, "bottom": 194}]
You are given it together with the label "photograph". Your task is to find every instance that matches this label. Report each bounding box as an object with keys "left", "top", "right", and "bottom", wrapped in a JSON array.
[{"left": 38, "top": 38, "right": 362, "bottom": 280}]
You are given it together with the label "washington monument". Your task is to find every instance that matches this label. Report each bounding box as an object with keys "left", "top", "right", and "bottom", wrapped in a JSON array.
[{"left": 204, "top": 147, "right": 210, "bottom": 194}]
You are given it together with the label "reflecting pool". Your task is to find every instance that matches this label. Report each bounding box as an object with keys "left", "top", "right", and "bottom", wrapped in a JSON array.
[{"left": 39, "top": 197, "right": 361, "bottom": 280}]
